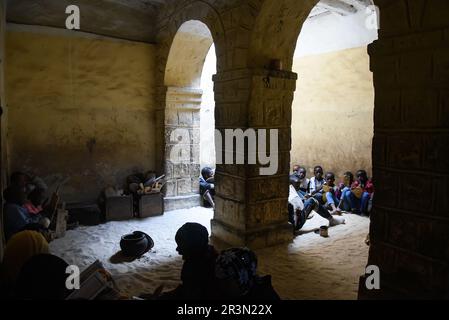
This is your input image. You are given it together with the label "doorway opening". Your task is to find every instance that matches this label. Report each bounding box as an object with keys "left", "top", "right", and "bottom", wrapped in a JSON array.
[
  {"left": 163, "top": 20, "right": 216, "bottom": 211},
  {"left": 258, "top": 0, "right": 380, "bottom": 299}
]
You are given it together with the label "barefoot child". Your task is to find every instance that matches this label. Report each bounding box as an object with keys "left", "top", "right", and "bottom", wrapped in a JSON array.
[{"left": 322, "top": 172, "right": 342, "bottom": 215}]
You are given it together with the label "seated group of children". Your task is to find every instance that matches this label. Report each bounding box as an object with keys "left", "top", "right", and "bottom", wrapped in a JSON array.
[{"left": 288, "top": 165, "right": 374, "bottom": 231}]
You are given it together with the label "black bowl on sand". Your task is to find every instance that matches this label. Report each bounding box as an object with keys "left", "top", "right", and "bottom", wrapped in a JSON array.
[{"left": 120, "top": 231, "right": 154, "bottom": 257}]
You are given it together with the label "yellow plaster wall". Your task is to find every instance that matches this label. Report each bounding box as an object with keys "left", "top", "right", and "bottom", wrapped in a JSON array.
[
  {"left": 5, "top": 29, "right": 156, "bottom": 203},
  {"left": 291, "top": 46, "right": 374, "bottom": 178}
]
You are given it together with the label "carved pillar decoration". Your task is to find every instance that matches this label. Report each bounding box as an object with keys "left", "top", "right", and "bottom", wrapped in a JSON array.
[
  {"left": 359, "top": 0, "right": 449, "bottom": 300},
  {"left": 163, "top": 87, "right": 202, "bottom": 210},
  {"left": 211, "top": 68, "right": 296, "bottom": 248}
]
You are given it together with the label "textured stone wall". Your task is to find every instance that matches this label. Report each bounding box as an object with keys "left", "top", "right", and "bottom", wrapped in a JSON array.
[
  {"left": 211, "top": 68, "right": 295, "bottom": 247},
  {"left": 6, "top": 26, "right": 157, "bottom": 203},
  {"left": 245, "top": 69, "right": 297, "bottom": 247},
  {"left": 161, "top": 20, "right": 213, "bottom": 209},
  {"left": 359, "top": 0, "right": 449, "bottom": 300},
  {"left": 164, "top": 87, "right": 201, "bottom": 198}
]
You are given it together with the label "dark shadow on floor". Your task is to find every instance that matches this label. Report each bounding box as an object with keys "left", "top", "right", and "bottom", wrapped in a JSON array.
[
  {"left": 294, "top": 227, "right": 320, "bottom": 236},
  {"left": 110, "top": 251, "right": 140, "bottom": 264}
]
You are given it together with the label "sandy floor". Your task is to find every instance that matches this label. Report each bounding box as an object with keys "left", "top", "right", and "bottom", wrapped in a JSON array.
[
  {"left": 49, "top": 206, "right": 370, "bottom": 300},
  {"left": 257, "top": 212, "right": 370, "bottom": 300}
]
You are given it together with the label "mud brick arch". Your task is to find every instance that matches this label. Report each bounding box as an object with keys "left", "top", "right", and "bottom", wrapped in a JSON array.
[
  {"left": 155, "top": 1, "right": 228, "bottom": 210},
  {"left": 154, "top": 0, "right": 449, "bottom": 298}
]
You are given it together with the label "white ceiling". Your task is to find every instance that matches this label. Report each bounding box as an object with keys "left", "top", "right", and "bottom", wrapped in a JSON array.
[{"left": 309, "top": 0, "right": 373, "bottom": 19}]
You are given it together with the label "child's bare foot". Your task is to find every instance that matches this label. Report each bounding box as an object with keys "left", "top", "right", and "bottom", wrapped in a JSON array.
[
  {"left": 329, "top": 216, "right": 345, "bottom": 226},
  {"left": 330, "top": 209, "right": 342, "bottom": 216}
]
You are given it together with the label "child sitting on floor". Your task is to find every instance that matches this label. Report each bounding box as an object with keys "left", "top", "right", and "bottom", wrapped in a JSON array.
[
  {"left": 342, "top": 170, "right": 374, "bottom": 216},
  {"left": 336, "top": 171, "right": 354, "bottom": 211},
  {"left": 307, "top": 166, "right": 325, "bottom": 203},
  {"left": 293, "top": 167, "right": 309, "bottom": 199},
  {"left": 322, "top": 172, "right": 342, "bottom": 215},
  {"left": 199, "top": 167, "right": 215, "bottom": 208}
]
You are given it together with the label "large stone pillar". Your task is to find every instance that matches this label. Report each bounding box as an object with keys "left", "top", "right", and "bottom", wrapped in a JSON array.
[
  {"left": 163, "top": 87, "right": 202, "bottom": 211},
  {"left": 211, "top": 68, "right": 296, "bottom": 249},
  {"left": 359, "top": 0, "right": 449, "bottom": 299}
]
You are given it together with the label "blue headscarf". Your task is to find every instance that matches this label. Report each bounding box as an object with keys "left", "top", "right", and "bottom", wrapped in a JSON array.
[{"left": 215, "top": 247, "right": 258, "bottom": 294}]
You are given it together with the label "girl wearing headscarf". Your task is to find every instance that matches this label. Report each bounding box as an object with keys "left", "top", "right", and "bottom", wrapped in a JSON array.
[
  {"left": 0, "top": 230, "right": 49, "bottom": 297},
  {"left": 215, "top": 247, "right": 280, "bottom": 300}
]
